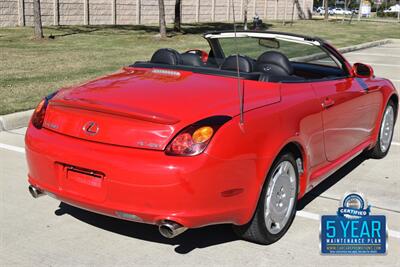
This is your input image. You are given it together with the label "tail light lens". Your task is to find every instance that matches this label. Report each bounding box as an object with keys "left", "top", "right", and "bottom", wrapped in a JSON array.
[
  {"left": 165, "top": 116, "right": 231, "bottom": 156},
  {"left": 31, "top": 91, "right": 58, "bottom": 129}
]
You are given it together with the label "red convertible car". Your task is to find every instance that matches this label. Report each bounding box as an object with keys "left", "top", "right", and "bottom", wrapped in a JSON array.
[{"left": 26, "top": 31, "right": 398, "bottom": 244}]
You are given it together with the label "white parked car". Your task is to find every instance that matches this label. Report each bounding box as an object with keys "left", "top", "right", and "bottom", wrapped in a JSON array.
[
  {"left": 319, "top": 8, "right": 335, "bottom": 15},
  {"left": 384, "top": 4, "right": 400, "bottom": 13},
  {"left": 333, "top": 8, "right": 353, "bottom": 15}
]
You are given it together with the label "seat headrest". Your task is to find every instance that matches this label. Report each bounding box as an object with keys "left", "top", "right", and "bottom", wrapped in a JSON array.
[
  {"left": 220, "top": 55, "right": 253, "bottom": 73},
  {"left": 257, "top": 51, "right": 293, "bottom": 75},
  {"left": 181, "top": 53, "right": 203, "bottom": 67},
  {"left": 150, "top": 48, "right": 182, "bottom": 65}
]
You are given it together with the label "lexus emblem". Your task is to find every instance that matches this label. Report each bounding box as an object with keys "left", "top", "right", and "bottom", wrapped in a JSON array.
[{"left": 83, "top": 121, "right": 99, "bottom": 136}]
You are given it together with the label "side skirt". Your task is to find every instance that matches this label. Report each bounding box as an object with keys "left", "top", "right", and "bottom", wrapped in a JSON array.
[{"left": 305, "top": 139, "right": 372, "bottom": 194}]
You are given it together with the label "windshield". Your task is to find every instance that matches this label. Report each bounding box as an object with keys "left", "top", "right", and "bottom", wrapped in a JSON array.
[{"left": 217, "top": 37, "right": 340, "bottom": 68}]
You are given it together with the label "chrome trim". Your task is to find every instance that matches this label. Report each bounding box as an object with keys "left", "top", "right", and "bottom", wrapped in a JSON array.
[
  {"left": 264, "top": 160, "right": 297, "bottom": 235},
  {"left": 158, "top": 220, "right": 188, "bottom": 238},
  {"left": 380, "top": 105, "right": 394, "bottom": 153},
  {"left": 82, "top": 121, "right": 99, "bottom": 136},
  {"left": 28, "top": 185, "right": 45, "bottom": 198}
]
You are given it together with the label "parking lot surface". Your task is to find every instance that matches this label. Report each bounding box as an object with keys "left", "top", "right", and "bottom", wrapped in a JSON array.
[{"left": 1, "top": 43, "right": 399, "bottom": 266}]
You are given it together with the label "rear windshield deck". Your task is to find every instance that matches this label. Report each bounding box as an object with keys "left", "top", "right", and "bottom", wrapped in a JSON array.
[
  {"left": 132, "top": 61, "right": 261, "bottom": 80},
  {"left": 132, "top": 61, "right": 347, "bottom": 82}
]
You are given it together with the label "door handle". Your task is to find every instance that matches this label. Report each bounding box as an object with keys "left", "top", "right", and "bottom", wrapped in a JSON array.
[{"left": 322, "top": 98, "right": 335, "bottom": 109}]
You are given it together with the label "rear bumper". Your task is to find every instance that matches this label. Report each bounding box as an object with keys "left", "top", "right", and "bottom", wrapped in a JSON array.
[{"left": 26, "top": 125, "right": 259, "bottom": 228}]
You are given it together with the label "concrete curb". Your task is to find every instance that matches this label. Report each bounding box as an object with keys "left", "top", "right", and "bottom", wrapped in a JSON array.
[
  {"left": 0, "top": 109, "right": 33, "bottom": 132},
  {"left": 338, "top": 39, "right": 394, "bottom": 54},
  {"left": 328, "top": 17, "right": 400, "bottom": 24}
]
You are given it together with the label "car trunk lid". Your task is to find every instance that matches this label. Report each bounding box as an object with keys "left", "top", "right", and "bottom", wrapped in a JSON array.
[
  {"left": 44, "top": 101, "right": 177, "bottom": 150},
  {"left": 43, "top": 67, "right": 281, "bottom": 150}
]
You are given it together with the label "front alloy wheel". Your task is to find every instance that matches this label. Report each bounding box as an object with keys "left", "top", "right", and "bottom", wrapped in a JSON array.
[
  {"left": 379, "top": 104, "right": 395, "bottom": 153},
  {"left": 366, "top": 100, "right": 397, "bottom": 159},
  {"left": 233, "top": 152, "right": 299, "bottom": 244}
]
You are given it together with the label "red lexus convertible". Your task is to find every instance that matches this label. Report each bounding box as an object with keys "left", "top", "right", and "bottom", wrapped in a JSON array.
[{"left": 26, "top": 31, "right": 398, "bottom": 244}]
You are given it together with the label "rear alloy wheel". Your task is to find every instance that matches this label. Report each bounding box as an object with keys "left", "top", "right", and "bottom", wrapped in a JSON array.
[
  {"left": 366, "top": 100, "right": 396, "bottom": 159},
  {"left": 233, "top": 153, "right": 299, "bottom": 244}
]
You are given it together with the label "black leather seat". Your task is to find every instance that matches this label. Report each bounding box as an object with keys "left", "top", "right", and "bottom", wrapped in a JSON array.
[
  {"left": 150, "top": 48, "right": 182, "bottom": 65},
  {"left": 256, "top": 51, "right": 303, "bottom": 82},
  {"left": 181, "top": 53, "right": 204, "bottom": 67},
  {"left": 256, "top": 51, "right": 293, "bottom": 74},
  {"left": 220, "top": 55, "right": 254, "bottom": 73}
]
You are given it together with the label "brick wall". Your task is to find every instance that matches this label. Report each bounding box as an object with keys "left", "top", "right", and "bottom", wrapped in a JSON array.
[
  {"left": 59, "top": 0, "right": 84, "bottom": 25},
  {"left": 0, "top": 0, "right": 313, "bottom": 27},
  {"left": 1, "top": 0, "right": 19, "bottom": 26},
  {"left": 115, "top": 0, "right": 137, "bottom": 25}
]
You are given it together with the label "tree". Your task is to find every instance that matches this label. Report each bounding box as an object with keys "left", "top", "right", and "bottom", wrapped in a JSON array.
[
  {"left": 174, "top": 0, "right": 181, "bottom": 32},
  {"left": 158, "top": 0, "right": 167, "bottom": 38},
  {"left": 342, "top": 0, "right": 347, "bottom": 23},
  {"left": 358, "top": 0, "right": 362, "bottom": 21},
  {"left": 324, "top": 0, "right": 329, "bottom": 20},
  {"left": 243, "top": 0, "right": 249, "bottom": 30},
  {"left": 283, "top": 0, "right": 288, "bottom": 25},
  {"left": 33, "top": 0, "right": 44, "bottom": 39}
]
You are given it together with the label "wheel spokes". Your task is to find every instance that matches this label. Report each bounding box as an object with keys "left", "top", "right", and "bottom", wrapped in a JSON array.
[
  {"left": 380, "top": 106, "right": 394, "bottom": 153},
  {"left": 264, "top": 160, "right": 297, "bottom": 235}
]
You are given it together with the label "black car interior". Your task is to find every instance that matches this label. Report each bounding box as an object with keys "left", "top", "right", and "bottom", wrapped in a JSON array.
[
  {"left": 150, "top": 48, "right": 182, "bottom": 65},
  {"left": 181, "top": 53, "right": 204, "bottom": 67},
  {"left": 132, "top": 47, "right": 348, "bottom": 82},
  {"left": 220, "top": 55, "right": 255, "bottom": 73},
  {"left": 256, "top": 51, "right": 305, "bottom": 82}
]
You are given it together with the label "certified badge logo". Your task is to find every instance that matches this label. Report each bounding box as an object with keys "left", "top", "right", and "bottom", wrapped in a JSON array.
[
  {"left": 320, "top": 192, "right": 387, "bottom": 255},
  {"left": 338, "top": 192, "right": 371, "bottom": 219}
]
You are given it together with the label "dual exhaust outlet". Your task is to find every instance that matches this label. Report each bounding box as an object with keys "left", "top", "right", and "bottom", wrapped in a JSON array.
[
  {"left": 158, "top": 220, "right": 187, "bottom": 238},
  {"left": 28, "top": 185, "right": 187, "bottom": 238},
  {"left": 28, "top": 185, "right": 45, "bottom": 198}
]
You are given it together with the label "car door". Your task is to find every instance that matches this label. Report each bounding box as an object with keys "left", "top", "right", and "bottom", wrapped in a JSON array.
[
  {"left": 312, "top": 77, "right": 369, "bottom": 162},
  {"left": 303, "top": 42, "right": 385, "bottom": 163},
  {"left": 353, "top": 76, "right": 383, "bottom": 138}
]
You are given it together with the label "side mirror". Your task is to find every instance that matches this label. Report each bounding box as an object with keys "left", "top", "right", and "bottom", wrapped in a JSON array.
[{"left": 353, "top": 63, "right": 374, "bottom": 78}]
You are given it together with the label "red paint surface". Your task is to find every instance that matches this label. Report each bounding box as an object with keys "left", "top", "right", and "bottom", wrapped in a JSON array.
[{"left": 26, "top": 64, "right": 397, "bottom": 228}]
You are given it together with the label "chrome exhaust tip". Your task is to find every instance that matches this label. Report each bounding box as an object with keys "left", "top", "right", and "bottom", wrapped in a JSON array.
[
  {"left": 158, "top": 220, "right": 188, "bottom": 238},
  {"left": 29, "top": 185, "right": 45, "bottom": 198}
]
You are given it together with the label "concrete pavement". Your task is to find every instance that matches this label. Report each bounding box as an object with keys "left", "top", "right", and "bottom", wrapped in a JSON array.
[{"left": 1, "top": 43, "right": 400, "bottom": 266}]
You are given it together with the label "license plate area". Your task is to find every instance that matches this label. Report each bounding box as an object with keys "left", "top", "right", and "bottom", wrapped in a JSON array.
[
  {"left": 57, "top": 163, "right": 107, "bottom": 202},
  {"left": 67, "top": 166, "right": 104, "bottom": 187}
]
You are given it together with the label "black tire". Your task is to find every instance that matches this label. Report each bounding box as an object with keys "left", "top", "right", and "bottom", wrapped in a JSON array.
[
  {"left": 233, "top": 152, "right": 299, "bottom": 245},
  {"left": 366, "top": 100, "right": 397, "bottom": 159}
]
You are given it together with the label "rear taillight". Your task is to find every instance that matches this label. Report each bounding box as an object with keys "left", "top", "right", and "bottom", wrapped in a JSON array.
[
  {"left": 31, "top": 91, "right": 58, "bottom": 129},
  {"left": 165, "top": 116, "right": 231, "bottom": 156}
]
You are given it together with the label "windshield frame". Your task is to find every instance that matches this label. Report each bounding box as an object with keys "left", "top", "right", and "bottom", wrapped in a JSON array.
[{"left": 204, "top": 31, "right": 352, "bottom": 77}]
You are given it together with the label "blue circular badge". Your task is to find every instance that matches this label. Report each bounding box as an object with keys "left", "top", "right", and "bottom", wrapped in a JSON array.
[{"left": 338, "top": 192, "right": 370, "bottom": 219}]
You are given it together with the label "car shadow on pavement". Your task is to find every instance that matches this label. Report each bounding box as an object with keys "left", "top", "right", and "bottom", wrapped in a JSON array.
[
  {"left": 54, "top": 154, "right": 368, "bottom": 253},
  {"left": 297, "top": 154, "right": 367, "bottom": 210},
  {"left": 55, "top": 202, "right": 239, "bottom": 254}
]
